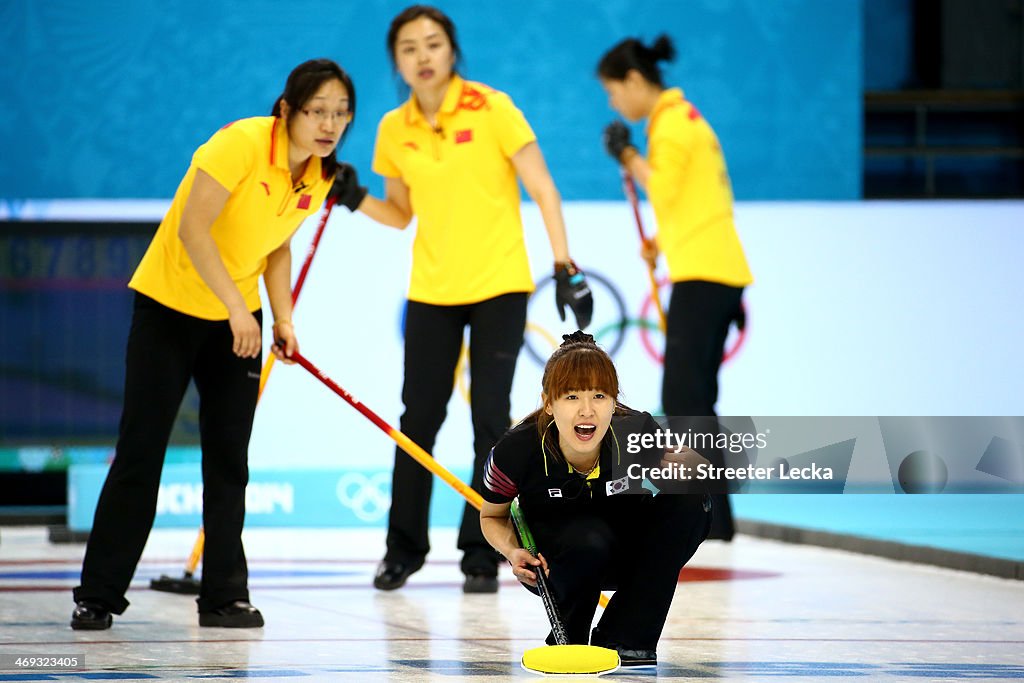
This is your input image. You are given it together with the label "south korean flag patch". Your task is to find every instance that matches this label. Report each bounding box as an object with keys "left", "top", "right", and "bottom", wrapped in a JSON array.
[{"left": 605, "top": 476, "right": 629, "bottom": 497}]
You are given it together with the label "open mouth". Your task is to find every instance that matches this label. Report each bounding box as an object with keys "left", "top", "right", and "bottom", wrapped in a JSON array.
[
  {"left": 574, "top": 424, "right": 597, "bottom": 441},
  {"left": 418, "top": 68, "right": 435, "bottom": 80}
]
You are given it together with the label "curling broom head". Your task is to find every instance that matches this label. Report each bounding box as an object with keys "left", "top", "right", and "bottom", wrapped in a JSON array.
[{"left": 521, "top": 644, "right": 620, "bottom": 676}]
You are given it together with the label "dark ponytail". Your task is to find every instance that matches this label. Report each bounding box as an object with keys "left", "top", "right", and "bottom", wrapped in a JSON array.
[
  {"left": 650, "top": 34, "right": 676, "bottom": 63},
  {"left": 271, "top": 58, "right": 356, "bottom": 180},
  {"left": 596, "top": 34, "right": 676, "bottom": 86}
]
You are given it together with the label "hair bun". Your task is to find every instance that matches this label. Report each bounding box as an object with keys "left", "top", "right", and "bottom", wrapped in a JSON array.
[
  {"left": 650, "top": 34, "right": 676, "bottom": 63},
  {"left": 560, "top": 330, "right": 596, "bottom": 347}
]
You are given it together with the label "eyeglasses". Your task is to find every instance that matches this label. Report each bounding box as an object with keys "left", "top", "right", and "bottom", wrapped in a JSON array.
[{"left": 300, "top": 107, "right": 353, "bottom": 124}]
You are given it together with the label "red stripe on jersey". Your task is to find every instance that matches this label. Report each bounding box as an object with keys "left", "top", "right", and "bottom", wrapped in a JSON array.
[{"left": 483, "top": 452, "right": 517, "bottom": 498}]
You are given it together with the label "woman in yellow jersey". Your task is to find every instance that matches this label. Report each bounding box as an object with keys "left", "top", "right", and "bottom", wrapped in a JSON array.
[
  {"left": 330, "top": 5, "right": 593, "bottom": 593},
  {"left": 597, "top": 35, "right": 753, "bottom": 540},
  {"left": 71, "top": 59, "right": 356, "bottom": 630}
]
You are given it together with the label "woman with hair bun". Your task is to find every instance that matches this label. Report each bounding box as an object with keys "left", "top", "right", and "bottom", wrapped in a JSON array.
[
  {"left": 597, "top": 35, "right": 752, "bottom": 540},
  {"left": 479, "top": 331, "right": 711, "bottom": 668}
]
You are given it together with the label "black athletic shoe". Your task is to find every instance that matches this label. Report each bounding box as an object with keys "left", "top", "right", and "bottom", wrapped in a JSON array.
[
  {"left": 198, "top": 600, "right": 264, "bottom": 628},
  {"left": 590, "top": 628, "right": 657, "bottom": 668},
  {"left": 462, "top": 572, "right": 499, "bottom": 594},
  {"left": 373, "top": 560, "right": 420, "bottom": 591},
  {"left": 70, "top": 600, "right": 112, "bottom": 630},
  {"left": 615, "top": 647, "right": 657, "bottom": 668}
]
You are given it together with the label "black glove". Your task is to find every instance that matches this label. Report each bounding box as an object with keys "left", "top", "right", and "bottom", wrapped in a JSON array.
[
  {"left": 733, "top": 301, "right": 746, "bottom": 331},
  {"left": 553, "top": 261, "right": 593, "bottom": 329},
  {"left": 328, "top": 163, "right": 367, "bottom": 211},
  {"left": 602, "top": 120, "right": 634, "bottom": 163}
]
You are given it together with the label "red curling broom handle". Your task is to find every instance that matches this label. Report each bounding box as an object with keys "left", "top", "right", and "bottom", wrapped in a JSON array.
[
  {"left": 621, "top": 171, "right": 667, "bottom": 334},
  {"left": 290, "top": 198, "right": 336, "bottom": 305},
  {"left": 258, "top": 197, "right": 336, "bottom": 397},
  {"left": 290, "top": 350, "right": 484, "bottom": 508},
  {"left": 289, "top": 349, "right": 613, "bottom": 608}
]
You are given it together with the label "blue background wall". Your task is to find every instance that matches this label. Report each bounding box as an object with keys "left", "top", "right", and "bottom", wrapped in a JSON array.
[
  {"left": 863, "top": 0, "right": 914, "bottom": 90},
  {"left": 0, "top": 0, "right": 862, "bottom": 200}
]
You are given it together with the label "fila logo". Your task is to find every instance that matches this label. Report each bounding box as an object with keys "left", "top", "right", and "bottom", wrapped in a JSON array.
[
  {"left": 547, "top": 488, "right": 562, "bottom": 498},
  {"left": 455, "top": 129, "right": 473, "bottom": 144},
  {"left": 297, "top": 194, "right": 311, "bottom": 210},
  {"left": 259, "top": 182, "right": 270, "bottom": 196},
  {"left": 403, "top": 141, "right": 419, "bottom": 151}
]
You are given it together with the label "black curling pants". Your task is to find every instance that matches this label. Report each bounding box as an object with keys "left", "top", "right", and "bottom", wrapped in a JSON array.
[
  {"left": 529, "top": 493, "right": 711, "bottom": 649},
  {"left": 74, "top": 293, "right": 260, "bottom": 613},
  {"left": 385, "top": 293, "right": 528, "bottom": 575},
  {"left": 662, "top": 280, "right": 744, "bottom": 539}
]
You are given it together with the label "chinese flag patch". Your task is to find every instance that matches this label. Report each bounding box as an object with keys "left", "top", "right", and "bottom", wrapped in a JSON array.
[
  {"left": 297, "top": 194, "right": 312, "bottom": 210},
  {"left": 455, "top": 129, "right": 473, "bottom": 144}
]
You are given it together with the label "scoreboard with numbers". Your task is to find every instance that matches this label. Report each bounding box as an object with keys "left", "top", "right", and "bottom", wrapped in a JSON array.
[{"left": 0, "top": 221, "right": 199, "bottom": 463}]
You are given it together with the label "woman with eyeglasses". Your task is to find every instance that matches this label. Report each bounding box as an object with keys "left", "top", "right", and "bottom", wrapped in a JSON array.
[
  {"left": 328, "top": 4, "right": 593, "bottom": 594},
  {"left": 479, "top": 331, "right": 712, "bottom": 668},
  {"left": 71, "top": 58, "right": 356, "bottom": 631}
]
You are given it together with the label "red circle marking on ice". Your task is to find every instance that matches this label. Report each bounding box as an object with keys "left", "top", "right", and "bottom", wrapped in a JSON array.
[{"left": 679, "top": 566, "right": 780, "bottom": 582}]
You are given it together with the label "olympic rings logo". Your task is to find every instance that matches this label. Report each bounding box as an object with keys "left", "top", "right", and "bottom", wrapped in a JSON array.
[
  {"left": 335, "top": 472, "right": 391, "bottom": 522},
  {"left": 438, "top": 267, "right": 748, "bottom": 404},
  {"left": 523, "top": 268, "right": 747, "bottom": 367}
]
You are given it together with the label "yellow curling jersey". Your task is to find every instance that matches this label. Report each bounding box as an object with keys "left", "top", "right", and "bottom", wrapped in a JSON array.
[
  {"left": 129, "top": 116, "right": 331, "bottom": 319},
  {"left": 646, "top": 88, "right": 752, "bottom": 287},
  {"left": 373, "top": 75, "right": 536, "bottom": 305}
]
